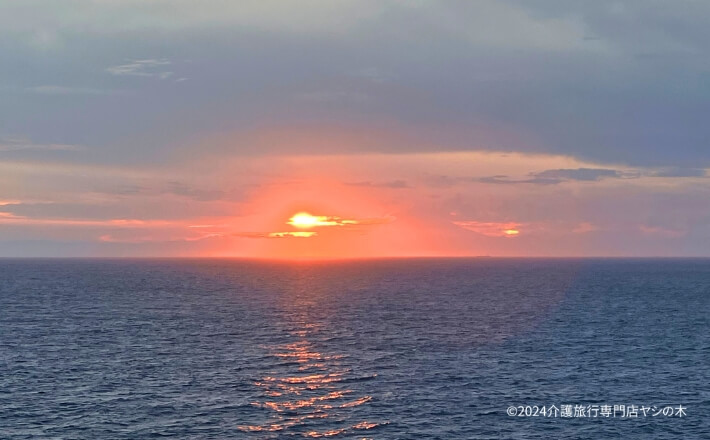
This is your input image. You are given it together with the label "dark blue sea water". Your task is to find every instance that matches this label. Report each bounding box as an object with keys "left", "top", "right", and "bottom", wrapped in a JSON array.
[{"left": 1, "top": 258, "right": 708, "bottom": 439}]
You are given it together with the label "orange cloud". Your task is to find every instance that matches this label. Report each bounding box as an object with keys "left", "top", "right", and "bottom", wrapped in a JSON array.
[
  {"left": 0, "top": 199, "right": 22, "bottom": 206},
  {"left": 233, "top": 231, "right": 318, "bottom": 239},
  {"left": 269, "top": 231, "right": 317, "bottom": 238},
  {"left": 453, "top": 221, "right": 522, "bottom": 237},
  {"left": 99, "top": 233, "right": 222, "bottom": 243}
]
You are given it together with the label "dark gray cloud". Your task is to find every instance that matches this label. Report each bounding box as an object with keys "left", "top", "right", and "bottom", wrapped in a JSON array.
[
  {"left": 649, "top": 167, "right": 707, "bottom": 178},
  {"left": 533, "top": 168, "right": 637, "bottom": 182},
  {"left": 478, "top": 168, "right": 639, "bottom": 185},
  {"left": 478, "top": 166, "right": 707, "bottom": 185},
  {"left": 1, "top": 0, "right": 710, "bottom": 167},
  {"left": 164, "top": 181, "right": 224, "bottom": 202}
]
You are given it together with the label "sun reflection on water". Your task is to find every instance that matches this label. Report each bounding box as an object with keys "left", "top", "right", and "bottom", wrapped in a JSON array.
[{"left": 238, "top": 317, "right": 385, "bottom": 437}]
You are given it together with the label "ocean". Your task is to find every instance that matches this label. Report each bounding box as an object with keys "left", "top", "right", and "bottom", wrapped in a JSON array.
[{"left": 1, "top": 258, "right": 708, "bottom": 439}]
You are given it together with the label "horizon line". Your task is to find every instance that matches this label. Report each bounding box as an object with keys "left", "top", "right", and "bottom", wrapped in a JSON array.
[{"left": 2, "top": 255, "right": 710, "bottom": 261}]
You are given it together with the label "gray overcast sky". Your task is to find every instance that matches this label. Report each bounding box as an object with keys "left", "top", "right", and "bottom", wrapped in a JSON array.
[{"left": 2, "top": 0, "right": 709, "bottom": 166}]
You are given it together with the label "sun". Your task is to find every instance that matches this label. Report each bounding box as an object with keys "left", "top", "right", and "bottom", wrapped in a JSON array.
[{"left": 287, "top": 212, "right": 335, "bottom": 229}]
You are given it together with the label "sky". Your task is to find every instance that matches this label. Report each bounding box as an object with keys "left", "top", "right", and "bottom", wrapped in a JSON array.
[{"left": 1, "top": 0, "right": 709, "bottom": 258}]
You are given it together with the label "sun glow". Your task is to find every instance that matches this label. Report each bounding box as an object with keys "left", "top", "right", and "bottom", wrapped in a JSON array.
[
  {"left": 288, "top": 212, "right": 329, "bottom": 228},
  {"left": 199, "top": 176, "right": 451, "bottom": 258},
  {"left": 287, "top": 212, "right": 357, "bottom": 229}
]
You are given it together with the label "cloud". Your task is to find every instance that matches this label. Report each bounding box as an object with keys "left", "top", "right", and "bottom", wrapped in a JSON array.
[
  {"left": 534, "top": 168, "right": 633, "bottom": 181},
  {"left": 422, "top": 175, "right": 463, "bottom": 188},
  {"left": 345, "top": 180, "right": 410, "bottom": 188},
  {"left": 164, "top": 181, "right": 224, "bottom": 202},
  {"left": 0, "top": 200, "right": 23, "bottom": 206},
  {"left": 106, "top": 59, "right": 173, "bottom": 79},
  {"left": 0, "top": 212, "right": 176, "bottom": 228},
  {"left": 92, "top": 184, "right": 146, "bottom": 196},
  {"left": 649, "top": 167, "right": 707, "bottom": 178},
  {"left": 479, "top": 166, "right": 707, "bottom": 185},
  {"left": 3, "top": 1, "right": 710, "bottom": 168},
  {"left": 0, "top": 202, "right": 153, "bottom": 221},
  {"left": 639, "top": 225, "right": 686, "bottom": 238},
  {"left": 233, "top": 231, "right": 317, "bottom": 239},
  {"left": 268, "top": 231, "right": 316, "bottom": 238},
  {"left": 99, "top": 232, "right": 221, "bottom": 243},
  {"left": 0, "top": 136, "right": 84, "bottom": 152},
  {"left": 479, "top": 168, "right": 639, "bottom": 185},
  {"left": 25, "top": 85, "right": 112, "bottom": 95},
  {"left": 453, "top": 221, "right": 522, "bottom": 237},
  {"left": 572, "top": 222, "right": 599, "bottom": 234}
]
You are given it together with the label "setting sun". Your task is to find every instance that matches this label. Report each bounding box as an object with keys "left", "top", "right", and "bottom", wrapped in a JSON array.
[
  {"left": 288, "top": 212, "right": 329, "bottom": 228},
  {"left": 287, "top": 212, "right": 358, "bottom": 229}
]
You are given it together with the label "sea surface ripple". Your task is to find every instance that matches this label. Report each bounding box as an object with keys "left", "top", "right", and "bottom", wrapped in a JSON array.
[{"left": 1, "top": 258, "right": 708, "bottom": 439}]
